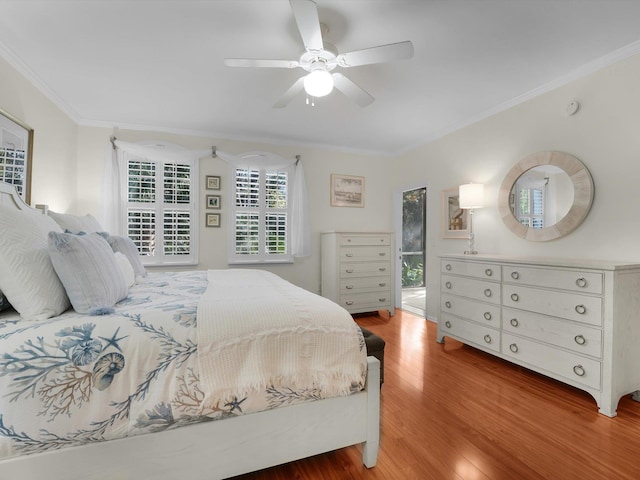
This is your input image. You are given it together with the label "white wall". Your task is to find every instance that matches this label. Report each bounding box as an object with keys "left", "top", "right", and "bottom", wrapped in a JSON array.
[
  {"left": 0, "top": 55, "right": 78, "bottom": 211},
  {"left": 393, "top": 52, "right": 640, "bottom": 321},
  {"left": 75, "top": 127, "right": 394, "bottom": 294}
]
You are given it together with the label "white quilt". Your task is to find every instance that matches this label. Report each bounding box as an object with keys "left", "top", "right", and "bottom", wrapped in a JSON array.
[{"left": 197, "top": 269, "right": 366, "bottom": 404}]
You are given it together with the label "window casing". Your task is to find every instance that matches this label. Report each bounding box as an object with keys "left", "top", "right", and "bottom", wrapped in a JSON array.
[
  {"left": 124, "top": 156, "right": 198, "bottom": 266},
  {"left": 229, "top": 165, "right": 292, "bottom": 264}
]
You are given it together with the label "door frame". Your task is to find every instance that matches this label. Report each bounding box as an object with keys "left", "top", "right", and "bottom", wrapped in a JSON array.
[{"left": 393, "top": 182, "right": 429, "bottom": 314}]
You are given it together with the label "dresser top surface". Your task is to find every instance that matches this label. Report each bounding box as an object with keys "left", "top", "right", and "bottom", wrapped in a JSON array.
[{"left": 439, "top": 253, "right": 640, "bottom": 271}]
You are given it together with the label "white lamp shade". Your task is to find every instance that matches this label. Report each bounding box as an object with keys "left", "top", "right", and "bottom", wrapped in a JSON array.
[
  {"left": 459, "top": 183, "right": 484, "bottom": 209},
  {"left": 303, "top": 70, "right": 334, "bottom": 97}
]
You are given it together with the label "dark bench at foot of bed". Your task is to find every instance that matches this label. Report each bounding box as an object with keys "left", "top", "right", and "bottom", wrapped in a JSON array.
[{"left": 360, "top": 327, "right": 385, "bottom": 386}]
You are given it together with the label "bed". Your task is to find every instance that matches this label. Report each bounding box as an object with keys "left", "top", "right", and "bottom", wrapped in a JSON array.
[{"left": 0, "top": 181, "right": 380, "bottom": 479}]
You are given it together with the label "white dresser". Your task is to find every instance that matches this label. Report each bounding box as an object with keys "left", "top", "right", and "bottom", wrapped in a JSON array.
[
  {"left": 321, "top": 232, "right": 395, "bottom": 316},
  {"left": 437, "top": 254, "right": 640, "bottom": 417}
]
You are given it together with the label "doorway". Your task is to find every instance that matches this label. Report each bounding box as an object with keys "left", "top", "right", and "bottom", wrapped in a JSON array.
[{"left": 400, "top": 187, "right": 426, "bottom": 317}]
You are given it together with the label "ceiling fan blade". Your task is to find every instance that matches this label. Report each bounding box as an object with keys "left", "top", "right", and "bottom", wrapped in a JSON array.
[
  {"left": 337, "top": 41, "right": 414, "bottom": 67},
  {"left": 273, "top": 77, "right": 305, "bottom": 108},
  {"left": 290, "top": 0, "right": 323, "bottom": 52},
  {"left": 224, "top": 58, "right": 299, "bottom": 68},
  {"left": 332, "top": 73, "right": 374, "bottom": 107}
]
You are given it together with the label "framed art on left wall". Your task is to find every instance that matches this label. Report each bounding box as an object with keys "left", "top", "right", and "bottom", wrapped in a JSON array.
[{"left": 0, "top": 109, "right": 33, "bottom": 204}]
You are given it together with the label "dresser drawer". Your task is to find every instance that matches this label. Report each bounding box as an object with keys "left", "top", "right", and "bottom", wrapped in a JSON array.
[
  {"left": 503, "top": 265, "right": 603, "bottom": 295},
  {"left": 340, "top": 246, "right": 391, "bottom": 262},
  {"left": 502, "top": 333, "right": 601, "bottom": 390},
  {"left": 340, "top": 276, "right": 391, "bottom": 294},
  {"left": 441, "top": 293, "right": 501, "bottom": 326},
  {"left": 502, "top": 307, "right": 602, "bottom": 358},
  {"left": 339, "top": 234, "right": 390, "bottom": 246},
  {"left": 340, "top": 292, "right": 392, "bottom": 310},
  {"left": 441, "top": 259, "right": 501, "bottom": 281},
  {"left": 502, "top": 285, "right": 602, "bottom": 326},
  {"left": 440, "top": 313, "right": 500, "bottom": 353},
  {"left": 340, "top": 261, "right": 390, "bottom": 277},
  {"left": 441, "top": 275, "right": 500, "bottom": 305}
]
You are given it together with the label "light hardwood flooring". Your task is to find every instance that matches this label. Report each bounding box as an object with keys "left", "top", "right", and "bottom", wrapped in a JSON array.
[{"left": 233, "top": 309, "right": 640, "bottom": 479}]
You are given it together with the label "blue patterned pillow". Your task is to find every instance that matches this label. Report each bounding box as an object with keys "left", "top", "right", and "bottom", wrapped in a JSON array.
[{"left": 48, "top": 232, "right": 128, "bottom": 315}]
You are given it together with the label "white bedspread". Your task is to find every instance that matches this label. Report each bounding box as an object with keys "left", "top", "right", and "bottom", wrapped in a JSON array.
[{"left": 197, "top": 269, "right": 366, "bottom": 403}]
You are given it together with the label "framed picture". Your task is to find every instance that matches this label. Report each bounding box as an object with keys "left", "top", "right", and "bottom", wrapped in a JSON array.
[
  {"left": 330, "top": 173, "right": 364, "bottom": 208},
  {"left": 206, "top": 175, "right": 221, "bottom": 190},
  {"left": 442, "top": 186, "right": 469, "bottom": 238},
  {"left": 0, "top": 108, "right": 34, "bottom": 204},
  {"left": 206, "top": 194, "right": 221, "bottom": 209},
  {"left": 206, "top": 212, "right": 220, "bottom": 227}
]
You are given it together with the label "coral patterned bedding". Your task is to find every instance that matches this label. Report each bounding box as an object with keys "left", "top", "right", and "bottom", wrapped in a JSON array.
[{"left": 0, "top": 269, "right": 366, "bottom": 461}]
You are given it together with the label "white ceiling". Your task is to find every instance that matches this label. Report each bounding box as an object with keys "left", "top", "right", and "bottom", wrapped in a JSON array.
[{"left": 1, "top": 0, "right": 640, "bottom": 155}]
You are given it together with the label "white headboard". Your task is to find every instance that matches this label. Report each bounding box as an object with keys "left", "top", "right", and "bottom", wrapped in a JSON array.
[{"left": 0, "top": 181, "right": 33, "bottom": 211}]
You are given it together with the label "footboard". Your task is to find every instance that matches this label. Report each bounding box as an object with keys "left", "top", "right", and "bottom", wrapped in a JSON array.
[{"left": 0, "top": 357, "right": 380, "bottom": 479}]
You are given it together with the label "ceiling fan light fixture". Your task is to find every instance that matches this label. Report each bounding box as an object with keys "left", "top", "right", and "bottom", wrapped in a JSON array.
[{"left": 303, "top": 69, "right": 334, "bottom": 97}]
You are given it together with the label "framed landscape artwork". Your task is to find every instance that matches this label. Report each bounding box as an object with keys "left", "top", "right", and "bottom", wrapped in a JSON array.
[{"left": 330, "top": 173, "right": 364, "bottom": 208}]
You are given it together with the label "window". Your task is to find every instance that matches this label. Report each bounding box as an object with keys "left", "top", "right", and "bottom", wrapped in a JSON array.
[
  {"left": 230, "top": 165, "right": 292, "bottom": 264},
  {"left": 124, "top": 156, "right": 198, "bottom": 266}
]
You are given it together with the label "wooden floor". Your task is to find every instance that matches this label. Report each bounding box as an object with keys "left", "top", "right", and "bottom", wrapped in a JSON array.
[{"left": 233, "top": 309, "right": 640, "bottom": 480}]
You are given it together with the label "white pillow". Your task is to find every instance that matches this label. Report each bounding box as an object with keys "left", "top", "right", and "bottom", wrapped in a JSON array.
[
  {"left": 48, "top": 210, "right": 103, "bottom": 234},
  {"left": 101, "top": 234, "right": 147, "bottom": 280},
  {"left": 48, "top": 232, "right": 128, "bottom": 315},
  {"left": 0, "top": 206, "right": 71, "bottom": 320},
  {"left": 114, "top": 252, "right": 135, "bottom": 288}
]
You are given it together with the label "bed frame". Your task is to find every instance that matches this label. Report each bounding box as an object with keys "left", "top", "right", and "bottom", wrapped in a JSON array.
[{"left": 0, "top": 182, "right": 381, "bottom": 479}]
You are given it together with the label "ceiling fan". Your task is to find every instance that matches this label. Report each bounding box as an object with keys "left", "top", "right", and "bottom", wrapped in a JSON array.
[{"left": 224, "top": 0, "right": 414, "bottom": 108}]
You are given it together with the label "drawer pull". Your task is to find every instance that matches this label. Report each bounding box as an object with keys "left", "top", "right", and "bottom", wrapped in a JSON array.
[
  {"left": 445, "top": 263, "right": 452, "bottom": 271},
  {"left": 509, "top": 343, "right": 518, "bottom": 353},
  {"left": 483, "top": 334, "right": 492, "bottom": 344},
  {"left": 379, "top": 282, "right": 386, "bottom": 287},
  {"left": 511, "top": 271, "right": 520, "bottom": 280},
  {"left": 576, "top": 277, "right": 588, "bottom": 288},
  {"left": 345, "top": 285, "right": 354, "bottom": 290},
  {"left": 510, "top": 293, "right": 519, "bottom": 302},
  {"left": 444, "top": 321, "right": 452, "bottom": 328},
  {"left": 379, "top": 267, "right": 386, "bottom": 272},
  {"left": 445, "top": 301, "right": 452, "bottom": 309},
  {"left": 445, "top": 281, "right": 452, "bottom": 289},
  {"left": 345, "top": 301, "right": 354, "bottom": 306},
  {"left": 484, "top": 289, "right": 492, "bottom": 298},
  {"left": 345, "top": 253, "right": 354, "bottom": 257},
  {"left": 379, "top": 252, "right": 386, "bottom": 256},
  {"left": 574, "top": 334, "right": 586, "bottom": 345},
  {"left": 510, "top": 318, "right": 519, "bottom": 328},
  {"left": 483, "top": 312, "right": 492, "bottom": 321},
  {"left": 485, "top": 268, "right": 493, "bottom": 277},
  {"left": 378, "top": 298, "right": 387, "bottom": 302},
  {"left": 346, "top": 269, "right": 354, "bottom": 273},
  {"left": 575, "top": 304, "right": 587, "bottom": 315},
  {"left": 573, "top": 365, "right": 586, "bottom": 377}
]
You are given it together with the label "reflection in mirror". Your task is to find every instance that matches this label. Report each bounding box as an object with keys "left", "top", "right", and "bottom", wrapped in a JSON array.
[
  {"left": 498, "top": 151, "right": 594, "bottom": 242},
  {"left": 510, "top": 165, "right": 574, "bottom": 229}
]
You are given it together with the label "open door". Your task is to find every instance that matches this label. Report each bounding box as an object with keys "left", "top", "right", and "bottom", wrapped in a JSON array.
[{"left": 400, "top": 187, "right": 426, "bottom": 317}]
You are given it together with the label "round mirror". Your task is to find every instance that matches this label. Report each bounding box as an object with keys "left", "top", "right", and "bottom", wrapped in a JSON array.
[{"left": 498, "top": 151, "right": 594, "bottom": 241}]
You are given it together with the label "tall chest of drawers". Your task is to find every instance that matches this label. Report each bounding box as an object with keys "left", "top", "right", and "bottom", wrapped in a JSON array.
[
  {"left": 437, "top": 254, "right": 640, "bottom": 417},
  {"left": 321, "top": 232, "right": 395, "bottom": 316}
]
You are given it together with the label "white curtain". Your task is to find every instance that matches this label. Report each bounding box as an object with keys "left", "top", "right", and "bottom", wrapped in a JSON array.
[
  {"left": 99, "top": 140, "right": 210, "bottom": 235},
  {"left": 100, "top": 141, "right": 310, "bottom": 257},
  {"left": 216, "top": 150, "right": 311, "bottom": 258}
]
